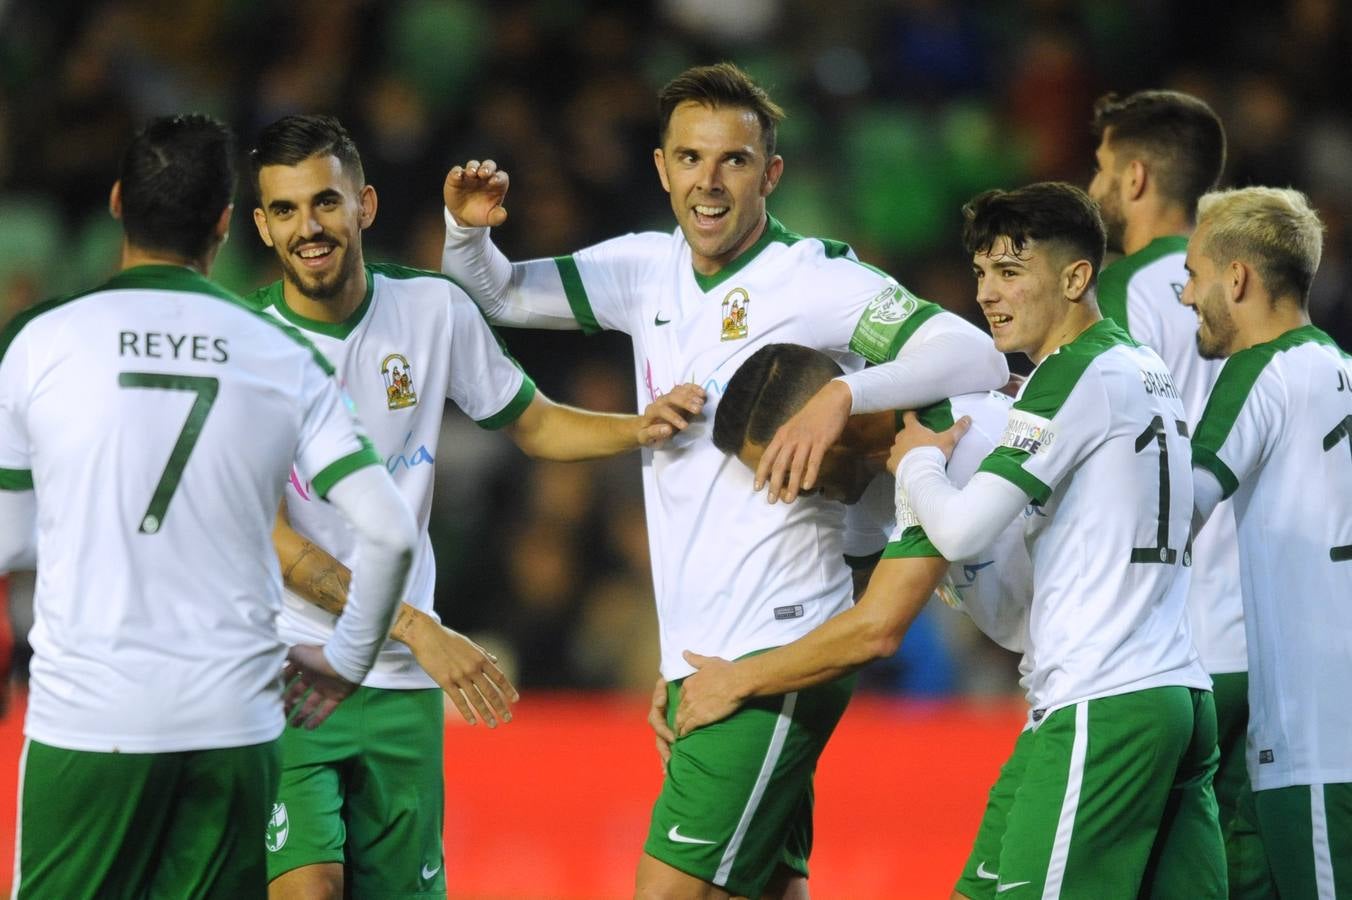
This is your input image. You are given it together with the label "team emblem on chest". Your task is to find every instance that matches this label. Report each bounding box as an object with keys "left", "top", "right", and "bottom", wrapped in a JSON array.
[
  {"left": 381, "top": 353, "right": 418, "bottom": 410},
  {"left": 720, "top": 287, "right": 750, "bottom": 341}
]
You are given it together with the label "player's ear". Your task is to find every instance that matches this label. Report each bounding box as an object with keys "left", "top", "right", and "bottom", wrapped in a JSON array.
[
  {"left": 1063, "top": 259, "right": 1093, "bottom": 301},
  {"left": 1125, "top": 159, "right": 1147, "bottom": 202},
  {"left": 1228, "top": 260, "right": 1249, "bottom": 303},
  {"left": 213, "top": 204, "right": 233, "bottom": 243},
  {"left": 252, "top": 206, "right": 274, "bottom": 248},
  {"left": 653, "top": 149, "right": 671, "bottom": 193},
  {"left": 761, "top": 155, "right": 784, "bottom": 197},
  {"left": 109, "top": 180, "right": 123, "bottom": 221},
  {"left": 358, "top": 184, "right": 378, "bottom": 230}
]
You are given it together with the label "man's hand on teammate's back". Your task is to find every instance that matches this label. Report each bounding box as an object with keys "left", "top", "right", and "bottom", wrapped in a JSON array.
[
  {"left": 755, "top": 379, "right": 853, "bottom": 504},
  {"left": 887, "top": 410, "right": 972, "bottom": 474},
  {"left": 647, "top": 675, "right": 675, "bottom": 770},
  {"left": 639, "top": 383, "right": 706, "bottom": 448},
  {"left": 444, "top": 159, "right": 509, "bottom": 228},
  {"left": 283, "top": 644, "right": 359, "bottom": 730},
  {"left": 674, "top": 651, "right": 746, "bottom": 736},
  {"left": 392, "top": 606, "right": 518, "bottom": 727}
]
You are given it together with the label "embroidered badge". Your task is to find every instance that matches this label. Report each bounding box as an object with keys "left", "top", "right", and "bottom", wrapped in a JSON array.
[
  {"left": 381, "top": 353, "right": 418, "bottom": 410},
  {"left": 720, "top": 288, "right": 749, "bottom": 341}
]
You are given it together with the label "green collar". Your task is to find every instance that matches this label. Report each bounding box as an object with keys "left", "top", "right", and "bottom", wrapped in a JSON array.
[{"left": 258, "top": 267, "right": 375, "bottom": 339}]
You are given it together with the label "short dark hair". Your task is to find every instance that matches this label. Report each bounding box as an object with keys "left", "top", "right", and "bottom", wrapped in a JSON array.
[
  {"left": 1091, "top": 90, "right": 1226, "bottom": 212},
  {"left": 713, "top": 343, "right": 843, "bottom": 455},
  {"left": 658, "top": 63, "right": 785, "bottom": 156},
  {"left": 118, "top": 114, "right": 236, "bottom": 261},
  {"left": 962, "top": 182, "right": 1106, "bottom": 286},
  {"left": 250, "top": 114, "right": 364, "bottom": 200}
]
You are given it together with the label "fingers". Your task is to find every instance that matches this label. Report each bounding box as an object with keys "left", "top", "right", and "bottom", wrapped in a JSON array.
[
  {"left": 901, "top": 410, "right": 921, "bottom": 428},
  {"left": 655, "top": 734, "right": 671, "bottom": 768},
  {"left": 947, "top": 415, "right": 973, "bottom": 444},
  {"left": 681, "top": 650, "right": 708, "bottom": 669},
  {"left": 447, "top": 684, "right": 478, "bottom": 726}
]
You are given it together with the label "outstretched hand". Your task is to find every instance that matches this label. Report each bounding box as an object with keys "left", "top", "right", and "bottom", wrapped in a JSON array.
[
  {"left": 397, "top": 608, "right": 518, "bottom": 727},
  {"left": 444, "top": 159, "right": 510, "bottom": 228},
  {"left": 755, "top": 380, "right": 853, "bottom": 504},
  {"left": 674, "top": 650, "right": 743, "bottom": 736},
  {"left": 638, "top": 383, "right": 706, "bottom": 448},
  {"left": 887, "top": 410, "right": 972, "bottom": 475},
  {"left": 283, "top": 644, "right": 359, "bottom": 730}
]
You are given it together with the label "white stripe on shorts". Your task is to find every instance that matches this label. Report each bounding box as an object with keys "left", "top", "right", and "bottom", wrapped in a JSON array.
[
  {"left": 1042, "top": 702, "right": 1088, "bottom": 900},
  {"left": 11, "top": 738, "right": 30, "bottom": 900},
  {"left": 1312, "top": 783, "right": 1335, "bottom": 900},
  {"left": 713, "top": 691, "right": 799, "bottom": 887}
]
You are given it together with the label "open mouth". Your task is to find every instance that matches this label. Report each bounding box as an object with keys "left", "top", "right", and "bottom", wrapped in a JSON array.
[
  {"left": 294, "top": 243, "right": 338, "bottom": 269},
  {"left": 692, "top": 204, "right": 729, "bottom": 226},
  {"left": 987, "top": 314, "right": 1013, "bottom": 328}
]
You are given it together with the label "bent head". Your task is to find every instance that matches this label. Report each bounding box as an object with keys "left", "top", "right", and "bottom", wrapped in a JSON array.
[
  {"left": 114, "top": 114, "right": 236, "bottom": 266},
  {"left": 654, "top": 64, "right": 785, "bottom": 276},
  {"left": 251, "top": 115, "right": 375, "bottom": 303},
  {"left": 962, "top": 183, "right": 1105, "bottom": 363},
  {"left": 714, "top": 343, "right": 872, "bottom": 504}
]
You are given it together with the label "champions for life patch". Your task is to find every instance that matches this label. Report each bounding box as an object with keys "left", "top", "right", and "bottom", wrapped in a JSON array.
[{"left": 999, "top": 409, "right": 1057, "bottom": 456}]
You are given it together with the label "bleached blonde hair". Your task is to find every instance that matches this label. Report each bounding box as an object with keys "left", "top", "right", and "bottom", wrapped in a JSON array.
[{"left": 1195, "top": 186, "right": 1324, "bottom": 306}]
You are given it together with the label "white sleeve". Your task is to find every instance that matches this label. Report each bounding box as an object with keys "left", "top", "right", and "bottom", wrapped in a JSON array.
[
  {"left": 837, "top": 313, "right": 1009, "bottom": 414},
  {"left": 441, "top": 209, "right": 580, "bottom": 330},
  {"left": 0, "top": 488, "right": 36, "bottom": 571},
  {"left": 444, "top": 289, "right": 537, "bottom": 428},
  {"left": 898, "top": 447, "right": 1028, "bottom": 560},
  {"left": 1192, "top": 465, "right": 1225, "bottom": 535},
  {"left": 317, "top": 465, "right": 416, "bottom": 683}
]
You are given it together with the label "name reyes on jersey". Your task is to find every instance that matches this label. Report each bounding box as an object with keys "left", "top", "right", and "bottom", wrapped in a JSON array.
[{"left": 120, "top": 330, "right": 229, "bottom": 363}]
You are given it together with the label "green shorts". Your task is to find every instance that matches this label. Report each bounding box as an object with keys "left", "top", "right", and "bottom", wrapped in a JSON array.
[
  {"left": 1211, "top": 670, "right": 1275, "bottom": 899},
  {"left": 957, "top": 687, "right": 1225, "bottom": 899},
  {"left": 642, "top": 671, "right": 854, "bottom": 898},
  {"left": 16, "top": 737, "right": 279, "bottom": 900},
  {"left": 1255, "top": 782, "right": 1352, "bottom": 898},
  {"left": 268, "top": 686, "right": 444, "bottom": 898}
]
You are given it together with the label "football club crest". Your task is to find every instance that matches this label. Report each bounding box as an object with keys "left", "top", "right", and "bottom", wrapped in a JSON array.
[
  {"left": 720, "top": 288, "right": 749, "bottom": 341},
  {"left": 381, "top": 353, "right": 418, "bottom": 410},
  {"left": 266, "top": 802, "right": 289, "bottom": 852}
]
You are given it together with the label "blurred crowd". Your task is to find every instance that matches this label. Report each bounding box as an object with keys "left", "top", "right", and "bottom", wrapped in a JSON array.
[{"left": 2, "top": 0, "right": 1349, "bottom": 696}]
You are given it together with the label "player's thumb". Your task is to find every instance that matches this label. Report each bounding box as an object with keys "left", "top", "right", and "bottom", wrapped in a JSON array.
[
  {"left": 948, "top": 415, "right": 973, "bottom": 442},
  {"left": 682, "top": 650, "right": 709, "bottom": 669}
]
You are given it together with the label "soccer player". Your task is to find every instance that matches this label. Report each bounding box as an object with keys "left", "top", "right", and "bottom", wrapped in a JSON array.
[
  {"left": 892, "top": 182, "right": 1224, "bottom": 897},
  {"left": 0, "top": 114, "right": 415, "bottom": 899},
  {"left": 441, "top": 63, "right": 1009, "bottom": 898},
  {"left": 1086, "top": 90, "right": 1271, "bottom": 896},
  {"left": 1184, "top": 186, "right": 1352, "bottom": 899},
  {"left": 248, "top": 114, "right": 702, "bottom": 900}
]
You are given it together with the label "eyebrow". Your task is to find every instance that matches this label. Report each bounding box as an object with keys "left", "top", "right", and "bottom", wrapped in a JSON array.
[{"left": 267, "top": 188, "right": 343, "bottom": 214}]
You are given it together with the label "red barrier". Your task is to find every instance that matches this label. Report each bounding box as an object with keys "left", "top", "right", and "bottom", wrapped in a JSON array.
[{"left": 0, "top": 691, "right": 1025, "bottom": 897}]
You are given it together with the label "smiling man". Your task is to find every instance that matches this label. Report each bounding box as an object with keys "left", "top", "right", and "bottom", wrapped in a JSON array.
[
  {"left": 248, "top": 114, "right": 702, "bottom": 900},
  {"left": 892, "top": 182, "right": 1225, "bottom": 898},
  {"left": 440, "top": 63, "right": 1008, "bottom": 899}
]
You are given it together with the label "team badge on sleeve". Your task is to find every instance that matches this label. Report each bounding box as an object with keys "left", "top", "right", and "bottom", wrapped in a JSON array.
[
  {"left": 720, "top": 288, "right": 749, "bottom": 341},
  {"left": 381, "top": 353, "right": 418, "bottom": 410},
  {"left": 849, "top": 285, "right": 918, "bottom": 361}
]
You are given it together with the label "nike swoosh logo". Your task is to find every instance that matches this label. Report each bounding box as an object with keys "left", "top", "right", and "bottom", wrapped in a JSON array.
[
  {"left": 667, "top": 824, "right": 717, "bottom": 845},
  {"left": 997, "top": 880, "right": 1031, "bottom": 892},
  {"left": 976, "top": 861, "right": 999, "bottom": 880},
  {"left": 962, "top": 560, "right": 995, "bottom": 582},
  {"left": 655, "top": 314, "right": 671, "bottom": 326},
  {"left": 421, "top": 862, "right": 441, "bottom": 880}
]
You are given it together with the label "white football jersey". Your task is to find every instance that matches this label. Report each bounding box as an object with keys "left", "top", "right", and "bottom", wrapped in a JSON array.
[
  {"left": 976, "top": 319, "right": 1209, "bottom": 719},
  {"left": 845, "top": 391, "right": 1033, "bottom": 662},
  {"left": 1192, "top": 325, "right": 1352, "bottom": 790},
  {"left": 0, "top": 265, "right": 378, "bottom": 752},
  {"left": 1100, "top": 237, "right": 1245, "bottom": 673},
  {"left": 560, "top": 217, "right": 976, "bottom": 677},
  {"left": 249, "top": 264, "right": 533, "bottom": 689}
]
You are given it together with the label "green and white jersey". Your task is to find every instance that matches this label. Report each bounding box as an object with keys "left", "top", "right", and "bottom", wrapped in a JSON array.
[
  {"left": 248, "top": 264, "right": 534, "bottom": 689},
  {"left": 1192, "top": 325, "right": 1352, "bottom": 791},
  {"left": 845, "top": 391, "right": 1032, "bottom": 659},
  {"left": 976, "top": 319, "right": 1209, "bottom": 718},
  {"left": 1100, "top": 236, "right": 1245, "bottom": 674},
  {"left": 0, "top": 265, "right": 378, "bottom": 752},
  {"left": 559, "top": 217, "right": 965, "bottom": 678}
]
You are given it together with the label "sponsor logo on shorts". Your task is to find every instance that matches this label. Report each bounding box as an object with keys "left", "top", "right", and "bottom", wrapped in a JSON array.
[
  {"left": 421, "top": 860, "right": 442, "bottom": 881},
  {"left": 667, "top": 824, "right": 718, "bottom": 845},
  {"left": 999, "top": 409, "right": 1056, "bottom": 456},
  {"left": 265, "top": 802, "right": 289, "bottom": 852},
  {"left": 1259, "top": 749, "right": 1274, "bottom": 764},
  {"left": 774, "top": 604, "right": 804, "bottom": 620}
]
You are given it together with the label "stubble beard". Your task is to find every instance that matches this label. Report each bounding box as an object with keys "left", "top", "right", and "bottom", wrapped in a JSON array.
[{"left": 281, "top": 243, "right": 359, "bottom": 303}]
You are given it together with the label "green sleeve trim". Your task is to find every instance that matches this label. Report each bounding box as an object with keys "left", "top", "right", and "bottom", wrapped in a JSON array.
[
  {"left": 0, "top": 468, "right": 34, "bottom": 490},
  {"left": 844, "top": 549, "right": 883, "bottom": 571},
  {"left": 882, "top": 526, "right": 942, "bottom": 559},
  {"left": 554, "top": 256, "right": 601, "bottom": 335},
  {"left": 310, "top": 439, "right": 382, "bottom": 499},
  {"left": 476, "top": 375, "right": 537, "bottom": 430},
  {"left": 1192, "top": 446, "right": 1239, "bottom": 501},
  {"left": 978, "top": 449, "right": 1051, "bottom": 504}
]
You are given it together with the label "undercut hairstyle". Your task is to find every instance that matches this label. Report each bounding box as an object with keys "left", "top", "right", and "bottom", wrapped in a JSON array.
[
  {"left": 118, "top": 114, "right": 236, "bottom": 261},
  {"left": 1091, "top": 90, "right": 1226, "bottom": 212},
  {"left": 250, "top": 114, "right": 364, "bottom": 199},
  {"left": 658, "top": 62, "right": 785, "bottom": 156},
  {"left": 962, "top": 182, "right": 1107, "bottom": 287},
  {"left": 1196, "top": 187, "right": 1324, "bottom": 307},
  {"left": 713, "top": 343, "right": 843, "bottom": 455}
]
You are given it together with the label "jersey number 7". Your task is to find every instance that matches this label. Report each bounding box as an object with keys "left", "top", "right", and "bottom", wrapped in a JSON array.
[{"left": 118, "top": 372, "right": 220, "bottom": 535}]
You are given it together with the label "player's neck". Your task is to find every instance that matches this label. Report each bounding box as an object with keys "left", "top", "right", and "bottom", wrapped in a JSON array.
[
  {"left": 1122, "top": 205, "right": 1193, "bottom": 256},
  {"left": 281, "top": 267, "right": 369, "bottom": 324},
  {"left": 1234, "top": 302, "right": 1312, "bottom": 353},
  {"left": 1029, "top": 303, "right": 1103, "bottom": 365},
  {"left": 120, "top": 241, "right": 211, "bottom": 277}
]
